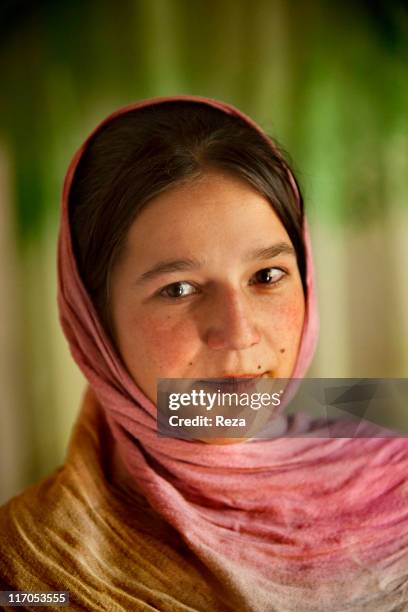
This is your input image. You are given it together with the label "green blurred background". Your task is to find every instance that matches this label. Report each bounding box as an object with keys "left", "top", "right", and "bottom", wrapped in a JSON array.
[{"left": 0, "top": 0, "right": 407, "bottom": 503}]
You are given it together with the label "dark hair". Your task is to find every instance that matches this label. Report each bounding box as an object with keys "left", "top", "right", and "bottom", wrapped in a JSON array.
[{"left": 69, "top": 101, "right": 305, "bottom": 342}]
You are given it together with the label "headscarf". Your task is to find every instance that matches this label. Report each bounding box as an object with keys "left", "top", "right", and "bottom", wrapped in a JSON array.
[{"left": 57, "top": 96, "right": 408, "bottom": 611}]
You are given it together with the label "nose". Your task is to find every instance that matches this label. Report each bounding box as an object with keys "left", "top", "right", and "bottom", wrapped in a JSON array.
[{"left": 203, "top": 288, "right": 261, "bottom": 351}]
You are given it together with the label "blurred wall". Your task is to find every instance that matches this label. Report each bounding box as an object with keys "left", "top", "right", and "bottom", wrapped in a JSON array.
[{"left": 0, "top": 0, "right": 407, "bottom": 503}]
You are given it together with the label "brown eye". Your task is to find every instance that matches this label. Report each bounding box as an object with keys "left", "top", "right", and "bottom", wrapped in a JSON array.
[
  {"left": 251, "top": 267, "right": 286, "bottom": 285},
  {"left": 159, "top": 281, "right": 196, "bottom": 299}
]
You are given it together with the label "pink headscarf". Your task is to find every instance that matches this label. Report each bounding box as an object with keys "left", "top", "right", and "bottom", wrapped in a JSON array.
[{"left": 58, "top": 96, "right": 408, "bottom": 610}]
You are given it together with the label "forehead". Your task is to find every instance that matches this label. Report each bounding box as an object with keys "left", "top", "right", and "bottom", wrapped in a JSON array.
[{"left": 124, "top": 170, "right": 290, "bottom": 257}]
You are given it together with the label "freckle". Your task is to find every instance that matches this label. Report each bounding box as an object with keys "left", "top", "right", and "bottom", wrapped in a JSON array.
[
  {"left": 257, "top": 365, "right": 262, "bottom": 370},
  {"left": 280, "top": 348, "right": 285, "bottom": 353},
  {"left": 189, "top": 362, "right": 193, "bottom": 366}
]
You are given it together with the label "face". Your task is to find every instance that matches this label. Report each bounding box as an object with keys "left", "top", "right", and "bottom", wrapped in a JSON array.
[{"left": 110, "top": 169, "right": 305, "bottom": 421}]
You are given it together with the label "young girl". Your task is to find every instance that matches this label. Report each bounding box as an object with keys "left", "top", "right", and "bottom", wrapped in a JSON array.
[{"left": 1, "top": 96, "right": 407, "bottom": 611}]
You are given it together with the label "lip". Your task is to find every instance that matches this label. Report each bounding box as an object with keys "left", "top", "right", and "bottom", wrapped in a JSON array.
[
  {"left": 220, "top": 371, "right": 273, "bottom": 380},
  {"left": 222, "top": 373, "right": 264, "bottom": 378},
  {"left": 194, "top": 372, "right": 271, "bottom": 393}
]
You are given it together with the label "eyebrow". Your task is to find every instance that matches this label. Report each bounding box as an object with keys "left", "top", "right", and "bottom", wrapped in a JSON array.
[{"left": 135, "top": 241, "right": 296, "bottom": 285}]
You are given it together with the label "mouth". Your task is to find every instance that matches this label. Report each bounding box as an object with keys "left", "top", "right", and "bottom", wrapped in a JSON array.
[
  {"left": 194, "top": 371, "right": 272, "bottom": 393},
  {"left": 202, "top": 370, "right": 272, "bottom": 380}
]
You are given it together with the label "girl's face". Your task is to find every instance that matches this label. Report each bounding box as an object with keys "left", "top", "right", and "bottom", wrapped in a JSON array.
[{"left": 110, "top": 170, "right": 305, "bottom": 404}]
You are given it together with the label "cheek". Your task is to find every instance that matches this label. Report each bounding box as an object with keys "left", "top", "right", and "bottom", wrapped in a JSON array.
[
  {"left": 263, "top": 292, "right": 305, "bottom": 378},
  {"left": 283, "top": 295, "right": 305, "bottom": 332},
  {"left": 120, "top": 310, "right": 198, "bottom": 372},
  {"left": 263, "top": 291, "right": 305, "bottom": 345}
]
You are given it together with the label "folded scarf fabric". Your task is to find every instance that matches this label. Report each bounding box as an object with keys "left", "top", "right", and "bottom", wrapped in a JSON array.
[
  {"left": 1, "top": 387, "right": 408, "bottom": 611},
  {"left": 0, "top": 387, "right": 232, "bottom": 611},
  {"left": 1, "top": 96, "right": 408, "bottom": 611}
]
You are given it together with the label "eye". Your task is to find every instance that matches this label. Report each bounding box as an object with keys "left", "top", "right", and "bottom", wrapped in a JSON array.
[
  {"left": 250, "top": 267, "right": 286, "bottom": 285},
  {"left": 159, "top": 281, "right": 197, "bottom": 299}
]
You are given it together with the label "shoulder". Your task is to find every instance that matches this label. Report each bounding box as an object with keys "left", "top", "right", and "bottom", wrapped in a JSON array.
[
  {"left": 0, "top": 467, "right": 149, "bottom": 608},
  {"left": 0, "top": 467, "right": 66, "bottom": 589},
  {"left": 0, "top": 466, "right": 230, "bottom": 611}
]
